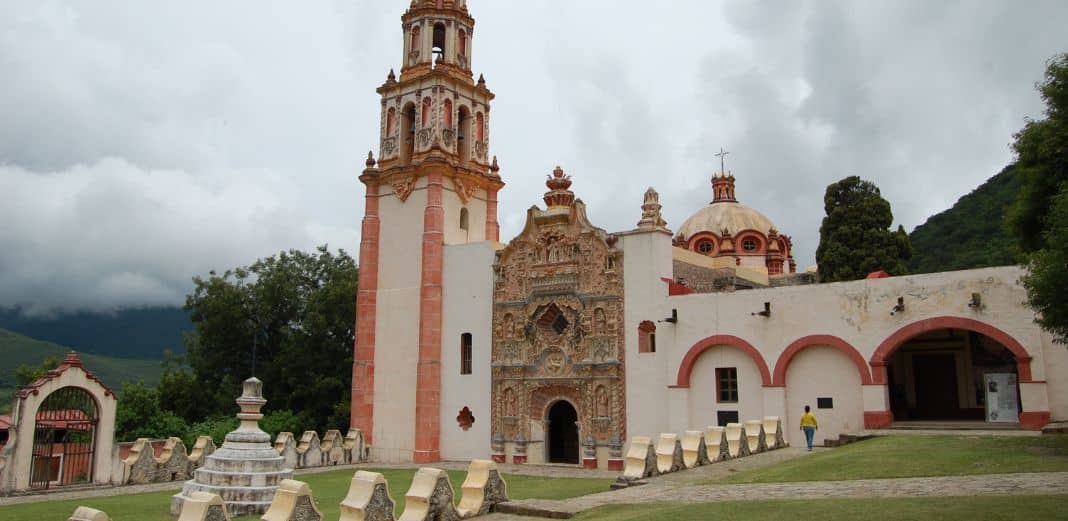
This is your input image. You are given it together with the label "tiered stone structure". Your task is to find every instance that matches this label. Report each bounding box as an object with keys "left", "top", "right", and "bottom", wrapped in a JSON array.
[{"left": 171, "top": 378, "right": 293, "bottom": 517}]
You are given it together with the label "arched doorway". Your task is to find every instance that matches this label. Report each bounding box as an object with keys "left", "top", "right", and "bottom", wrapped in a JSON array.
[
  {"left": 546, "top": 401, "right": 579, "bottom": 464},
  {"left": 884, "top": 328, "right": 1021, "bottom": 423},
  {"left": 30, "top": 386, "right": 99, "bottom": 489}
]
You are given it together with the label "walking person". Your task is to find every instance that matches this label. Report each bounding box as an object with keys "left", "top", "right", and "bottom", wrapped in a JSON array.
[{"left": 800, "top": 405, "right": 818, "bottom": 451}]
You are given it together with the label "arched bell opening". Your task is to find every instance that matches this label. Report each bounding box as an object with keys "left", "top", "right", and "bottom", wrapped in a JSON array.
[{"left": 401, "top": 102, "right": 417, "bottom": 164}]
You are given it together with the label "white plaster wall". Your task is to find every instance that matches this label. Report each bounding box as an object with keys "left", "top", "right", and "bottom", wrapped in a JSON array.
[
  {"left": 371, "top": 184, "right": 428, "bottom": 463},
  {"left": 442, "top": 186, "right": 487, "bottom": 245},
  {"left": 658, "top": 266, "right": 1061, "bottom": 422},
  {"left": 619, "top": 230, "right": 673, "bottom": 440},
  {"left": 440, "top": 241, "right": 496, "bottom": 461},
  {"left": 687, "top": 345, "right": 765, "bottom": 428},
  {"left": 1039, "top": 329, "right": 1068, "bottom": 421},
  {"left": 784, "top": 346, "right": 864, "bottom": 446}
]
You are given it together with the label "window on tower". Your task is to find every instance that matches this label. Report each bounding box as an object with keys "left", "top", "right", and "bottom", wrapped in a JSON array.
[
  {"left": 460, "top": 333, "right": 472, "bottom": 375},
  {"left": 402, "top": 103, "right": 416, "bottom": 163},
  {"left": 742, "top": 239, "right": 758, "bottom": 252},
  {"left": 460, "top": 207, "right": 469, "bottom": 231},
  {"left": 433, "top": 23, "right": 446, "bottom": 63},
  {"left": 696, "top": 240, "right": 714, "bottom": 254},
  {"left": 458, "top": 106, "right": 471, "bottom": 162}
]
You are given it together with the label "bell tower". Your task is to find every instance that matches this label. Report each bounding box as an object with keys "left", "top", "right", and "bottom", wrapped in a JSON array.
[{"left": 352, "top": 0, "right": 504, "bottom": 463}]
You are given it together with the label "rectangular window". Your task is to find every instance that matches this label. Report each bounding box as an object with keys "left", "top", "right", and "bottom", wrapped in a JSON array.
[
  {"left": 649, "top": 332, "right": 656, "bottom": 353},
  {"left": 716, "top": 367, "right": 738, "bottom": 403},
  {"left": 717, "top": 410, "right": 739, "bottom": 426},
  {"left": 817, "top": 397, "right": 834, "bottom": 409},
  {"left": 461, "top": 333, "right": 473, "bottom": 375}
]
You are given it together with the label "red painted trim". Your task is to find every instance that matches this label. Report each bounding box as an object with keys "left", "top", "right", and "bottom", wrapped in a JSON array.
[
  {"left": 352, "top": 183, "right": 381, "bottom": 444},
  {"left": 512, "top": 455, "right": 527, "bottom": 464},
  {"left": 485, "top": 188, "right": 500, "bottom": 242},
  {"left": 674, "top": 335, "right": 772, "bottom": 388},
  {"left": 582, "top": 457, "right": 599, "bottom": 470},
  {"left": 607, "top": 458, "right": 624, "bottom": 471},
  {"left": 864, "top": 411, "right": 894, "bottom": 429},
  {"left": 773, "top": 335, "right": 873, "bottom": 386},
  {"left": 661, "top": 277, "right": 696, "bottom": 296},
  {"left": 492, "top": 454, "right": 506, "bottom": 463},
  {"left": 1019, "top": 411, "right": 1051, "bottom": 430},
  {"left": 869, "top": 316, "right": 1035, "bottom": 384},
  {"left": 414, "top": 170, "right": 445, "bottom": 463}
]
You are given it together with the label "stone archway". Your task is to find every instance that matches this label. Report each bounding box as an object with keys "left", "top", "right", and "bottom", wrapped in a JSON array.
[
  {"left": 546, "top": 400, "right": 579, "bottom": 464},
  {"left": 0, "top": 352, "right": 117, "bottom": 494}
]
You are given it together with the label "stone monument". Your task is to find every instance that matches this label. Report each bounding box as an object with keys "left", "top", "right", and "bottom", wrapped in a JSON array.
[{"left": 171, "top": 377, "right": 293, "bottom": 517}]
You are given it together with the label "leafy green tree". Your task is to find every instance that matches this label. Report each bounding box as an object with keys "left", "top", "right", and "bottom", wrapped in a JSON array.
[
  {"left": 157, "top": 349, "right": 204, "bottom": 423},
  {"left": 183, "top": 246, "right": 357, "bottom": 431},
  {"left": 1011, "top": 53, "right": 1068, "bottom": 344},
  {"left": 1020, "top": 185, "right": 1068, "bottom": 343},
  {"left": 1008, "top": 53, "right": 1068, "bottom": 252},
  {"left": 14, "top": 355, "right": 61, "bottom": 387},
  {"left": 114, "top": 381, "right": 189, "bottom": 442},
  {"left": 816, "top": 176, "right": 912, "bottom": 282}
]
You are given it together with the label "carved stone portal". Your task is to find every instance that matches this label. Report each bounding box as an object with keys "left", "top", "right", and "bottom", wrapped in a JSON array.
[{"left": 490, "top": 168, "right": 625, "bottom": 465}]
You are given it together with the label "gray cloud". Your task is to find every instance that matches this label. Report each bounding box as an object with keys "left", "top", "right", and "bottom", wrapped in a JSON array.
[{"left": 1, "top": 0, "right": 1065, "bottom": 314}]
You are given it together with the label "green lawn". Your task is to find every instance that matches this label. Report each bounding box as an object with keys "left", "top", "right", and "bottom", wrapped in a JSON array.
[
  {"left": 0, "top": 468, "right": 613, "bottom": 521},
  {"left": 573, "top": 495, "right": 1068, "bottom": 521},
  {"left": 719, "top": 434, "right": 1068, "bottom": 484}
]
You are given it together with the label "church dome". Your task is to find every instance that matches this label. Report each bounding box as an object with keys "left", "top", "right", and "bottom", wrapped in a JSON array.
[{"left": 676, "top": 201, "right": 778, "bottom": 239}]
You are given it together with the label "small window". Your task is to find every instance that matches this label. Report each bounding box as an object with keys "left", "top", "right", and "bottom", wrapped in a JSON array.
[
  {"left": 432, "top": 23, "right": 446, "bottom": 61},
  {"left": 817, "top": 397, "right": 834, "bottom": 409},
  {"left": 717, "top": 410, "right": 739, "bottom": 426},
  {"left": 460, "top": 333, "right": 473, "bottom": 375},
  {"left": 716, "top": 367, "right": 738, "bottom": 403},
  {"left": 638, "top": 321, "right": 656, "bottom": 353},
  {"left": 459, "top": 207, "right": 469, "bottom": 231},
  {"left": 696, "top": 240, "right": 714, "bottom": 254},
  {"left": 649, "top": 332, "right": 656, "bottom": 353},
  {"left": 742, "top": 239, "right": 758, "bottom": 252}
]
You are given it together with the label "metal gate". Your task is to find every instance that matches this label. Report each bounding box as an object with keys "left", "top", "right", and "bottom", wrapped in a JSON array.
[{"left": 29, "top": 387, "right": 98, "bottom": 489}]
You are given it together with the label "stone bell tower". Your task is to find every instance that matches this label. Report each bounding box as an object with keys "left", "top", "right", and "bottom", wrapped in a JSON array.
[{"left": 353, "top": 0, "right": 504, "bottom": 463}]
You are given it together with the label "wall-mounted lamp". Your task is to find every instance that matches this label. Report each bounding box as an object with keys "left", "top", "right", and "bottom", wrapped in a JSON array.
[
  {"left": 751, "top": 302, "right": 771, "bottom": 318},
  {"left": 890, "top": 297, "right": 905, "bottom": 316},
  {"left": 660, "top": 308, "right": 678, "bottom": 324},
  {"left": 969, "top": 293, "right": 982, "bottom": 310}
]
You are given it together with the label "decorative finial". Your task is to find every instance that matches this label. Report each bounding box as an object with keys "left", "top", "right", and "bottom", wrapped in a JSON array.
[
  {"left": 477, "top": 74, "right": 486, "bottom": 87},
  {"left": 637, "top": 187, "right": 667, "bottom": 229},
  {"left": 490, "top": 155, "right": 500, "bottom": 174},
  {"left": 543, "top": 165, "right": 575, "bottom": 208},
  {"left": 387, "top": 69, "right": 396, "bottom": 83},
  {"left": 62, "top": 351, "right": 83, "bottom": 368},
  {"left": 366, "top": 151, "right": 376, "bottom": 168},
  {"left": 714, "top": 147, "right": 730, "bottom": 175}
]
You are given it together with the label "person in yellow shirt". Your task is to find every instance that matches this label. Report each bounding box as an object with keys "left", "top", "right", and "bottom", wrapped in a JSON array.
[{"left": 799, "top": 405, "right": 818, "bottom": 451}]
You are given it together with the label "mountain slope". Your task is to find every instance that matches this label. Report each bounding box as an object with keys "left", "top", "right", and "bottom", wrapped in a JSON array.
[
  {"left": 909, "top": 165, "right": 1021, "bottom": 274},
  {"left": 0, "top": 306, "right": 191, "bottom": 359},
  {"left": 0, "top": 328, "right": 163, "bottom": 412}
]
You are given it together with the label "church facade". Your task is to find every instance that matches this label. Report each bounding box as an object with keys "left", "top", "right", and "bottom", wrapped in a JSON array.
[{"left": 351, "top": 0, "right": 1068, "bottom": 468}]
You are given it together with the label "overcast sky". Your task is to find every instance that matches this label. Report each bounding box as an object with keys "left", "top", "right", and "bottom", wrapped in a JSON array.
[{"left": 1, "top": 0, "right": 1065, "bottom": 316}]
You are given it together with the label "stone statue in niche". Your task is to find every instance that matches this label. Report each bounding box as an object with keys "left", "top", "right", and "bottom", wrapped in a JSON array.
[
  {"left": 502, "top": 388, "right": 516, "bottom": 417},
  {"left": 596, "top": 386, "right": 609, "bottom": 418}
]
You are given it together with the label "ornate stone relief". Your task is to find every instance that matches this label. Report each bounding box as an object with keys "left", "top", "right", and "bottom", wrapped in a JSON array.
[
  {"left": 452, "top": 176, "right": 478, "bottom": 204},
  {"left": 391, "top": 175, "right": 416, "bottom": 202},
  {"left": 490, "top": 170, "right": 626, "bottom": 455}
]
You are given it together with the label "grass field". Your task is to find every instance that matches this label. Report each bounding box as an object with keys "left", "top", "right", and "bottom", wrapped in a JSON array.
[
  {"left": 572, "top": 495, "right": 1068, "bottom": 521},
  {"left": 0, "top": 467, "right": 614, "bottom": 521},
  {"left": 0, "top": 328, "right": 163, "bottom": 412},
  {"left": 718, "top": 434, "right": 1068, "bottom": 484}
]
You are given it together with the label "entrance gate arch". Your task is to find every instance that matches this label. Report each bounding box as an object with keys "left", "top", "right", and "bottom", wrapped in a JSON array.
[
  {"left": 30, "top": 386, "right": 100, "bottom": 489},
  {"left": 546, "top": 400, "right": 579, "bottom": 464}
]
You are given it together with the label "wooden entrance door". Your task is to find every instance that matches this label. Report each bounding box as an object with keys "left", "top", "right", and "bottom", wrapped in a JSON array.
[{"left": 912, "top": 354, "right": 959, "bottom": 419}]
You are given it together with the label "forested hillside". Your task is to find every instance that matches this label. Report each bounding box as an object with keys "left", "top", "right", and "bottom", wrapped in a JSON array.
[
  {"left": 0, "top": 328, "right": 162, "bottom": 413},
  {"left": 908, "top": 166, "right": 1021, "bottom": 274},
  {"left": 0, "top": 306, "right": 191, "bottom": 359}
]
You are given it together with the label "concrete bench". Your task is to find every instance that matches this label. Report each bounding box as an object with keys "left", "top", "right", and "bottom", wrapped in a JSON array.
[
  {"left": 457, "top": 459, "right": 509, "bottom": 518},
  {"left": 743, "top": 420, "right": 767, "bottom": 454},
  {"left": 398, "top": 468, "right": 460, "bottom": 521},
  {"left": 68, "top": 507, "right": 111, "bottom": 521},
  {"left": 655, "top": 433, "right": 684, "bottom": 474},
  {"left": 176, "top": 491, "right": 232, "bottom": 521},
  {"left": 622, "top": 436, "right": 657, "bottom": 480},
  {"left": 763, "top": 416, "right": 787, "bottom": 449},
  {"left": 262, "top": 479, "right": 323, "bottom": 521},
  {"left": 340, "top": 470, "right": 395, "bottom": 521},
  {"left": 725, "top": 423, "right": 750, "bottom": 458},
  {"left": 681, "top": 430, "right": 707, "bottom": 468},
  {"left": 705, "top": 426, "right": 729, "bottom": 462}
]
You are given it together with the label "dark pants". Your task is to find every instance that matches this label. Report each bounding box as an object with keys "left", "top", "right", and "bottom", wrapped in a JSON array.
[{"left": 803, "top": 426, "right": 816, "bottom": 449}]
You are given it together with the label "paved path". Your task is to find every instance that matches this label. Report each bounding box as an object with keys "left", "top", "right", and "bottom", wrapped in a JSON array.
[{"left": 488, "top": 447, "right": 1068, "bottom": 519}]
